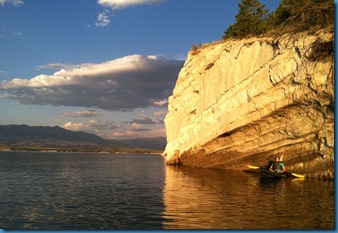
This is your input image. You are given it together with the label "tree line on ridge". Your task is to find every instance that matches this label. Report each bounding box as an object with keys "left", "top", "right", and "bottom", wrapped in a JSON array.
[{"left": 222, "top": 0, "right": 334, "bottom": 40}]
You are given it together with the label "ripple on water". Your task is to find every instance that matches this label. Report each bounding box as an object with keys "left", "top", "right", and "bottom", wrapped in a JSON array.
[{"left": 0, "top": 152, "right": 334, "bottom": 229}]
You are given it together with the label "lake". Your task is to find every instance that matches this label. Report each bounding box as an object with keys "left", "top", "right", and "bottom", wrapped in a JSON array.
[{"left": 0, "top": 151, "right": 334, "bottom": 229}]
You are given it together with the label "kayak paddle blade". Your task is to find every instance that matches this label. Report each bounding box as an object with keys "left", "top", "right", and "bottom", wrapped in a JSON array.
[{"left": 291, "top": 173, "right": 306, "bottom": 178}]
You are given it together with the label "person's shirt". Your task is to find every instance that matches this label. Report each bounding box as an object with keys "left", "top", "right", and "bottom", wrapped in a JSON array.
[{"left": 271, "top": 162, "right": 284, "bottom": 172}]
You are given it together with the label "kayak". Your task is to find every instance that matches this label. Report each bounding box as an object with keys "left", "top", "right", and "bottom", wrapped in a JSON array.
[
  {"left": 260, "top": 169, "right": 303, "bottom": 178},
  {"left": 260, "top": 169, "right": 287, "bottom": 178},
  {"left": 247, "top": 165, "right": 306, "bottom": 178}
]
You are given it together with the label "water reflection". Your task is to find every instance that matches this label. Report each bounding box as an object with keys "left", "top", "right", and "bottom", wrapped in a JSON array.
[
  {"left": 0, "top": 152, "right": 334, "bottom": 230},
  {"left": 163, "top": 165, "right": 261, "bottom": 229},
  {"left": 0, "top": 152, "right": 167, "bottom": 230},
  {"left": 259, "top": 178, "right": 286, "bottom": 193},
  {"left": 163, "top": 165, "right": 334, "bottom": 229}
]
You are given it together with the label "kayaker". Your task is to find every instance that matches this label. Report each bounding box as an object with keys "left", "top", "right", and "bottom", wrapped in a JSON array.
[{"left": 269, "top": 156, "right": 285, "bottom": 173}]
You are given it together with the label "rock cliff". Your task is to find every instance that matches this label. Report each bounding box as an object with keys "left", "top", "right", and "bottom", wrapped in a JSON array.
[{"left": 163, "top": 29, "right": 334, "bottom": 180}]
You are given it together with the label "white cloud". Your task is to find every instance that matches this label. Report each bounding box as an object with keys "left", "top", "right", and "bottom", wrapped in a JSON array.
[
  {"left": 95, "top": 0, "right": 164, "bottom": 27},
  {"left": 98, "top": 0, "right": 164, "bottom": 10},
  {"left": 152, "top": 99, "right": 168, "bottom": 107},
  {"left": 0, "top": 0, "right": 23, "bottom": 6},
  {"left": 62, "top": 122, "right": 86, "bottom": 131},
  {"left": 0, "top": 54, "right": 183, "bottom": 111},
  {"left": 36, "top": 63, "right": 77, "bottom": 70},
  {"left": 95, "top": 11, "right": 111, "bottom": 27}
]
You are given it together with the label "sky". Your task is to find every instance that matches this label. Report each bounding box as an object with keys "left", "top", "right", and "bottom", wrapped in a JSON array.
[{"left": 0, "top": 0, "right": 280, "bottom": 140}]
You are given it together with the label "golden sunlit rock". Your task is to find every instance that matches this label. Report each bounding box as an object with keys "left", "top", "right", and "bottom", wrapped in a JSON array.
[{"left": 163, "top": 29, "right": 334, "bottom": 180}]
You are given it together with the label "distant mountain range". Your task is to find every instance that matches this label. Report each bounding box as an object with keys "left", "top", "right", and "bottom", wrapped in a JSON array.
[{"left": 0, "top": 124, "right": 166, "bottom": 153}]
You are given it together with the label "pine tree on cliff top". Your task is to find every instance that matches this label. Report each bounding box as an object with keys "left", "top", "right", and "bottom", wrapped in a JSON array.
[
  {"left": 223, "top": 0, "right": 334, "bottom": 40},
  {"left": 267, "top": 0, "right": 334, "bottom": 33},
  {"left": 223, "top": 0, "right": 268, "bottom": 40}
]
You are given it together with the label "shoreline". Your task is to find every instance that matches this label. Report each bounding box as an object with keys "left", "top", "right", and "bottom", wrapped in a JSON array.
[{"left": 0, "top": 147, "right": 163, "bottom": 155}]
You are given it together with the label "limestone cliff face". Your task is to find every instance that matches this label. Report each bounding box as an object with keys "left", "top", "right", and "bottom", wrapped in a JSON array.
[{"left": 163, "top": 29, "right": 334, "bottom": 180}]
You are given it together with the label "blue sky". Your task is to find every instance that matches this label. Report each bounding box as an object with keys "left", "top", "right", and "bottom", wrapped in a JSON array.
[{"left": 0, "top": 0, "right": 280, "bottom": 140}]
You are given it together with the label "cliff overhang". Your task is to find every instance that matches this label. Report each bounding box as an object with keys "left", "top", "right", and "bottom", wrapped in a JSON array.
[{"left": 163, "top": 29, "right": 334, "bottom": 180}]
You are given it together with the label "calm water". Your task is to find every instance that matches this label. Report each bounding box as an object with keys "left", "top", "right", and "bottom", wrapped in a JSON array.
[{"left": 0, "top": 152, "right": 334, "bottom": 229}]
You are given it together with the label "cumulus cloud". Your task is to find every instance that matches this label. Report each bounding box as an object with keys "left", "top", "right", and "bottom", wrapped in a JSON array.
[
  {"left": 0, "top": 55, "right": 183, "bottom": 111},
  {"left": 0, "top": 0, "right": 24, "bottom": 6},
  {"left": 98, "top": 0, "right": 165, "bottom": 10}
]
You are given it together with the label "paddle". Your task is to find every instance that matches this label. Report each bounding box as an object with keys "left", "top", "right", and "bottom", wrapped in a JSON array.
[{"left": 247, "top": 165, "right": 306, "bottom": 178}]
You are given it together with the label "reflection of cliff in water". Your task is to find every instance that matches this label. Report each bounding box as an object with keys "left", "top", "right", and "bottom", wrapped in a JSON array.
[{"left": 162, "top": 165, "right": 334, "bottom": 229}]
